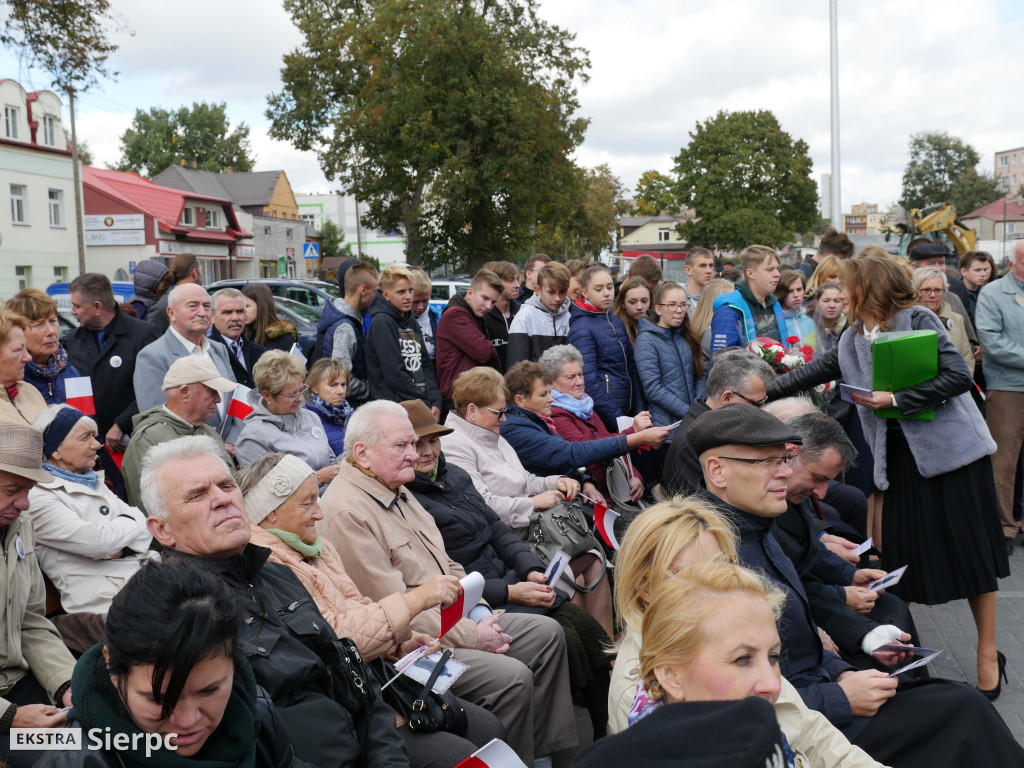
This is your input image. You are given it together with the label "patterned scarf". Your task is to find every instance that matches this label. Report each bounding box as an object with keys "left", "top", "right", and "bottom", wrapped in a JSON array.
[
  {"left": 26, "top": 344, "right": 70, "bottom": 382},
  {"left": 307, "top": 391, "right": 352, "bottom": 426},
  {"left": 44, "top": 461, "right": 99, "bottom": 490}
]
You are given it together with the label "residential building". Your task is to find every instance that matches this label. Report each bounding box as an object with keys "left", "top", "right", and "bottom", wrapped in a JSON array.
[
  {"left": 960, "top": 197, "right": 1024, "bottom": 260},
  {"left": 154, "top": 164, "right": 321, "bottom": 276},
  {"left": 295, "top": 192, "right": 406, "bottom": 268},
  {"left": 0, "top": 79, "right": 77, "bottom": 295},
  {"left": 994, "top": 147, "right": 1024, "bottom": 195},
  {"left": 842, "top": 202, "right": 884, "bottom": 235},
  {"left": 617, "top": 213, "right": 691, "bottom": 282},
  {"left": 82, "top": 166, "right": 253, "bottom": 281}
]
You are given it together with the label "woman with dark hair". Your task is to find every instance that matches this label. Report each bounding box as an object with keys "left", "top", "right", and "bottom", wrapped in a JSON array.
[
  {"left": 242, "top": 284, "right": 299, "bottom": 353},
  {"left": 611, "top": 276, "right": 652, "bottom": 345},
  {"left": 633, "top": 281, "right": 705, "bottom": 431},
  {"left": 37, "top": 557, "right": 305, "bottom": 768},
  {"left": 773, "top": 270, "right": 817, "bottom": 351},
  {"left": 769, "top": 254, "right": 1009, "bottom": 699},
  {"left": 147, "top": 253, "right": 203, "bottom": 332},
  {"left": 5, "top": 290, "right": 80, "bottom": 404}
]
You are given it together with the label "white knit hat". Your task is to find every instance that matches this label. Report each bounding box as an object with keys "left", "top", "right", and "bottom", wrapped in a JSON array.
[{"left": 242, "top": 454, "right": 316, "bottom": 524}]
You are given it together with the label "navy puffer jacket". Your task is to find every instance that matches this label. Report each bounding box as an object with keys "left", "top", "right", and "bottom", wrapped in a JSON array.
[
  {"left": 567, "top": 301, "right": 645, "bottom": 431},
  {"left": 405, "top": 454, "right": 545, "bottom": 607},
  {"left": 633, "top": 316, "right": 705, "bottom": 428},
  {"left": 500, "top": 404, "right": 629, "bottom": 477}
]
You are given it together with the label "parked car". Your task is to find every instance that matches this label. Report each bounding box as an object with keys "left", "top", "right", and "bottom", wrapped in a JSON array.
[
  {"left": 47, "top": 281, "right": 134, "bottom": 314},
  {"left": 271, "top": 296, "right": 319, "bottom": 360},
  {"left": 207, "top": 278, "right": 341, "bottom": 311},
  {"left": 429, "top": 279, "right": 471, "bottom": 314}
]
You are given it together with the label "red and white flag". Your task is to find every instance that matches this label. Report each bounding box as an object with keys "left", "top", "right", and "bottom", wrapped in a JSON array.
[
  {"left": 454, "top": 739, "right": 527, "bottom": 768},
  {"left": 65, "top": 377, "right": 95, "bottom": 415},
  {"left": 227, "top": 385, "right": 254, "bottom": 420},
  {"left": 594, "top": 503, "right": 620, "bottom": 550},
  {"left": 439, "top": 572, "right": 485, "bottom": 638}
]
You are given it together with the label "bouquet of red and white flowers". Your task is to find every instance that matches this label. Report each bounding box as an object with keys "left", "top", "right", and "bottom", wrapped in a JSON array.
[{"left": 746, "top": 336, "right": 833, "bottom": 401}]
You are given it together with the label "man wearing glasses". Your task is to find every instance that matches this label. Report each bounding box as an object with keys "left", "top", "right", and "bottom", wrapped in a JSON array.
[{"left": 661, "top": 349, "right": 776, "bottom": 496}]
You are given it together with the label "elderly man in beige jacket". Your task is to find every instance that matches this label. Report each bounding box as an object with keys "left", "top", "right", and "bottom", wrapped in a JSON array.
[{"left": 320, "top": 400, "right": 578, "bottom": 767}]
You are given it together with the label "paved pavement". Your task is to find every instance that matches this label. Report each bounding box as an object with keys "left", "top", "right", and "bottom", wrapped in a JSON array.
[{"left": 913, "top": 543, "right": 1024, "bottom": 744}]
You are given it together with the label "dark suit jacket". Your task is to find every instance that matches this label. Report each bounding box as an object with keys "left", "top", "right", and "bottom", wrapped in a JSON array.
[
  {"left": 209, "top": 327, "right": 267, "bottom": 389},
  {"left": 65, "top": 309, "right": 161, "bottom": 436},
  {"left": 661, "top": 398, "right": 711, "bottom": 495}
]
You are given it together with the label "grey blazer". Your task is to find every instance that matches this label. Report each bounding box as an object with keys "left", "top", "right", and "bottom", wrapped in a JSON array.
[{"left": 133, "top": 331, "right": 237, "bottom": 434}]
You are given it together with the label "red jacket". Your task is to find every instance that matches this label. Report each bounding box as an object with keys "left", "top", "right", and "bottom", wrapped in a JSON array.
[
  {"left": 436, "top": 293, "right": 499, "bottom": 399},
  {"left": 549, "top": 405, "right": 640, "bottom": 493}
]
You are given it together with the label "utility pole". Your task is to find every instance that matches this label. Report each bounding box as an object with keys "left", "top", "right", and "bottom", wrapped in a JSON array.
[
  {"left": 68, "top": 89, "right": 87, "bottom": 275},
  {"left": 829, "top": 0, "right": 842, "bottom": 228}
]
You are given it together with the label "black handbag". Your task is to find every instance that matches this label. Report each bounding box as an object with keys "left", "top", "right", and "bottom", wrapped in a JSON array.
[
  {"left": 527, "top": 500, "right": 606, "bottom": 593},
  {"left": 371, "top": 650, "right": 468, "bottom": 735}
]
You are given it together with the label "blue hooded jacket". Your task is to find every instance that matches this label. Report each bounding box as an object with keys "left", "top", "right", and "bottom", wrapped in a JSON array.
[
  {"left": 500, "top": 404, "right": 629, "bottom": 476},
  {"left": 567, "top": 301, "right": 645, "bottom": 431},
  {"left": 633, "top": 316, "right": 705, "bottom": 429}
]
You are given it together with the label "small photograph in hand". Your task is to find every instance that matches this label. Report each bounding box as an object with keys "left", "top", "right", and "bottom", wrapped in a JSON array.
[
  {"left": 544, "top": 549, "right": 571, "bottom": 590},
  {"left": 403, "top": 652, "right": 468, "bottom": 694}
]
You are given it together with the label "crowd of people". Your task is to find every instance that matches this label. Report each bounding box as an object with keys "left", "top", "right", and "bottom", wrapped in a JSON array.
[{"left": 1, "top": 232, "right": 1024, "bottom": 768}]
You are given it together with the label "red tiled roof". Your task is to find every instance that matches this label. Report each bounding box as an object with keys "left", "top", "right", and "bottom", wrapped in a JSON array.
[
  {"left": 962, "top": 196, "right": 1024, "bottom": 222},
  {"left": 83, "top": 166, "right": 251, "bottom": 237}
]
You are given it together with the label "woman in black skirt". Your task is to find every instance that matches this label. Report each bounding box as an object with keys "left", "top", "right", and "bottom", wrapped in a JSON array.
[{"left": 768, "top": 255, "right": 1009, "bottom": 698}]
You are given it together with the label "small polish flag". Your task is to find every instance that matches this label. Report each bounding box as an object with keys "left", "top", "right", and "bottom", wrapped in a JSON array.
[
  {"left": 105, "top": 446, "right": 125, "bottom": 471},
  {"left": 289, "top": 343, "right": 307, "bottom": 363},
  {"left": 594, "top": 503, "right": 620, "bottom": 550},
  {"left": 65, "top": 377, "right": 95, "bottom": 415},
  {"left": 227, "top": 385, "right": 254, "bottom": 420},
  {"left": 454, "top": 739, "right": 527, "bottom": 768},
  {"left": 440, "top": 588, "right": 466, "bottom": 639}
]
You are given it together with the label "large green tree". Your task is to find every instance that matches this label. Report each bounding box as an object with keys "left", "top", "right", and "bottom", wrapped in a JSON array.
[
  {"left": 1, "top": 0, "right": 124, "bottom": 272},
  {"left": 267, "top": 0, "right": 589, "bottom": 271},
  {"left": 899, "top": 131, "right": 1001, "bottom": 215},
  {"left": 534, "top": 163, "right": 627, "bottom": 258},
  {"left": 114, "top": 102, "right": 255, "bottom": 177},
  {"left": 672, "top": 110, "right": 818, "bottom": 250},
  {"left": 632, "top": 169, "right": 676, "bottom": 216}
]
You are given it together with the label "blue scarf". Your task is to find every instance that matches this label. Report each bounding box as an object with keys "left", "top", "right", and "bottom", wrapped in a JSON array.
[
  {"left": 307, "top": 391, "right": 352, "bottom": 425},
  {"left": 43, "top": 461, "right": 99, "bottom": 490},
  {"left": 551, "top": 388, "right": 595, "bottom": 420}
]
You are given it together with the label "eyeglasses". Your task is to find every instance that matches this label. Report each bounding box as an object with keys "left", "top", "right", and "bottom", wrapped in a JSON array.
[
  {"left": 734, "top": 392, "right": 769, "bottom": 408},
  {"left": 657, "top": 302, "right": 689, "bottom": 312},
  {"left": 480, "top": 406, "right": 509, "bottom": 418},
  {"left": 717, "top": 454, "right": 796, "bottom": 469},
  {"left": 918, "top": 287, "right": 944, "bottom": 295},
  {"left": 279, "top": 385, "right": 309, "bottom": 401}
]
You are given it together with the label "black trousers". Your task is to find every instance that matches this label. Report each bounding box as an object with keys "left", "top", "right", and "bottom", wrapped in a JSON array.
[
  {"left": 851, "top": 678, "right": 1024, "bottom": 768},
  {"left": 0, "top": 671, "right": 57, "bottom": 768}
]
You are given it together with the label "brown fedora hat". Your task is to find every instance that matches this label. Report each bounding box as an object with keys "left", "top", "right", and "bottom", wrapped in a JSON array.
[
  {"left": 0, "top": 422, "right": 54, "bottom": 484},
  {"left": 400, "top": 399, "right": 454, "bottom": 438}
]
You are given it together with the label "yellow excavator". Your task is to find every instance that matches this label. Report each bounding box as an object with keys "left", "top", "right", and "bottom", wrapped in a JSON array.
[{"left": 884, "top": 202, "right": 978, "bottom": 258}]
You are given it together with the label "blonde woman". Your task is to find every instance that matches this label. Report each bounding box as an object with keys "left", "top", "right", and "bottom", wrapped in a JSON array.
[
  {"left": 688, "top": 278, "right": 733, "bottom": 366},
  {"left": 608, "top": 496, "right": 885, "bottom": 767}
]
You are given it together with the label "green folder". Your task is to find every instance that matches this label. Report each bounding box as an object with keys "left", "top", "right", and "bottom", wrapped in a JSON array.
[{"left": 871, "top": 330, "right": 938, "bottom": 421}]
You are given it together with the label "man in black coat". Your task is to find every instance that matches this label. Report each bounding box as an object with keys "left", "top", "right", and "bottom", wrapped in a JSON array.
[
  {"left": 66, "top": 273, "right": 160, "bottom": 480},
  {"left": 208, "top": 287, "right": 266, "bottom": 389},
  {"left": 141, "top": 434, "right": 409, "bottom": 768},
  {"left": 687, "top": 404, "right": 1024, "bottom": 767}
]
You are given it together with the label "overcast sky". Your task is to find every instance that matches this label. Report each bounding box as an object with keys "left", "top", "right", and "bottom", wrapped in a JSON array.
[{"left": 4, "top": 0, "right": 1022, "bottom": 214}]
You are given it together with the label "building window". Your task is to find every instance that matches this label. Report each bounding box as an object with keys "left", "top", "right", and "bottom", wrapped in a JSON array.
[
  {"left": 41, "top": 114, "right": 56, "bottom": 146},
  {"left": 999, "top": 156, "right": 1011, "bottom": 167},
  {"left": 657, "top": 227, "right": 670, "bottom": 242},
  {"left": 10, "top": 183, "right": 27, "bottom": 223},
  {"left": 205, "top": 209, "right": 219, "bottom": 228},
  {"left": 48, "top": 189, "right": 64, "bottom": 227},
  {"left": 180, "top": 207, "right": 195, "bottom": 226},
  {"left": 1008, "top": 223, "right": 1017, "bottom": 235},
  {"left": 15, "top": 266, "right": 30, "bottom": 290},
  {"left": 285, "top": 228, "right": 293, "bottom": 239},
  {"left": 1013, "top": 175, "right": 1018, "bottom": 187},
  {"left": 53, "top": 266, "right": 67, "bottom": 282},
  {"left": 263, "top": 226, "right": 271, "bottom": 236},
  {"left": 4, "top": 106, "right": 19, "bottom": 139}
]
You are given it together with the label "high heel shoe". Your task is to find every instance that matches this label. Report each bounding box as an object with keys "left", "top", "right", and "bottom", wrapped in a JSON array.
[{"left": 978, "top": 650, "right": 1007, "bottom": 701}]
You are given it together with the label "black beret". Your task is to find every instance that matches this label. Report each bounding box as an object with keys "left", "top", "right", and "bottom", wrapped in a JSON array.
[
  {"left": 687, "top": 403, "right": 802, "bottom": 456},
  {"left": 909, "top": 243, "right": 951, "bottom": 262},
  {"left": 571, "top": 697, "right": 785, "bottom": 768}
]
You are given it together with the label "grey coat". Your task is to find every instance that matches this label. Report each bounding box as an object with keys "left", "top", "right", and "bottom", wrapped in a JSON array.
[
  {"left": 234, "top": 398, "right": 336, "bottom": 471},
  {"left": 133, "top": 331, "right": 237, "bottom": 434},
  {"left": 975, "top": 272, "right": 1024, "bottom": 392}
]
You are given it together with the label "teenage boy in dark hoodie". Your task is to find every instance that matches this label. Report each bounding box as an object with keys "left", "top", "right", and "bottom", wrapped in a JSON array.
[
  {"left": 506, "top": 261, "right": 572, "bottom": 367},
  {"left": 314, "top": 261, "right": 378, "bottom": 406},
  {"left": 364, "top": 265, "right": 442, "bottom": 416},
  {"left": 710, "top": 245, "right": 802, "bottom": 356}
]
